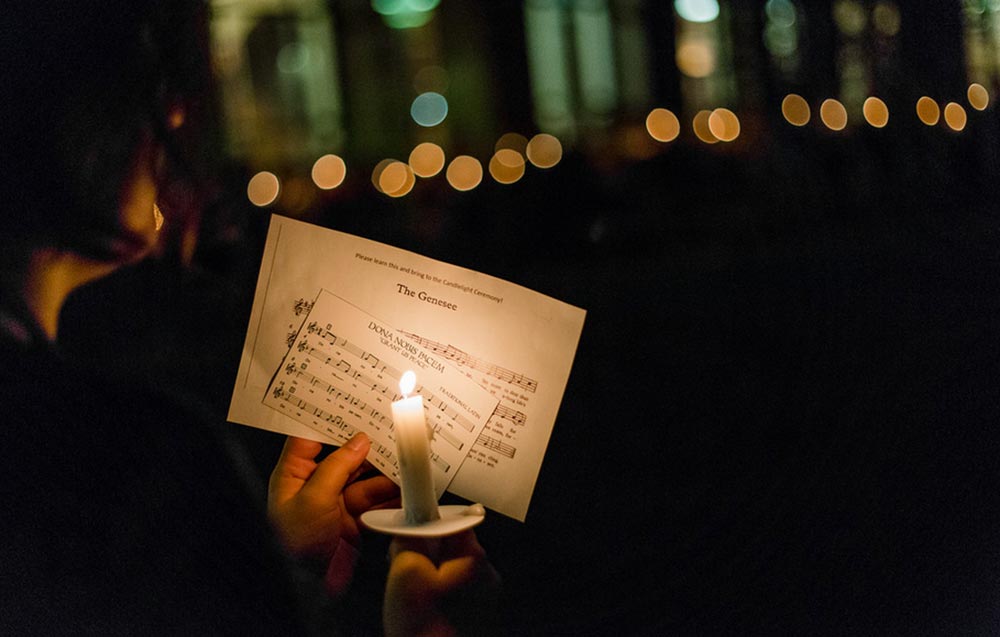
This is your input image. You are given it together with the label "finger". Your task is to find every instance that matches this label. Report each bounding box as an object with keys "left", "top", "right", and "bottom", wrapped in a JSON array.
[
  {"left": 297, "top": 432, "right": 371, "bottom": 502},
  {"left": 273, "top": 437, "right": 324, "bottom": 477},
  {"left": 346, "top": 460, "right": 376, "bottom": 484},
  {"left": 343, "top": 475, "right": 400, "bottom": 516},
  {"left": 268, "top": 436, "right": 324, "bottom": 504},
  {"left": 388, "top": 536, "right": 440, "bottom": 563}
]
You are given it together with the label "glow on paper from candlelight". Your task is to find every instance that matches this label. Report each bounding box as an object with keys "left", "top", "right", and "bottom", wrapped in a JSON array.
[{"left": 400, "top": 370, "right": 417, "bottom": 397}]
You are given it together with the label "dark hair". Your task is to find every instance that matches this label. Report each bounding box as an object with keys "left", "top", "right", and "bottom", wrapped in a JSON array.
[{"left": 0, "top": 0, "right": 207, "bottom": 262}]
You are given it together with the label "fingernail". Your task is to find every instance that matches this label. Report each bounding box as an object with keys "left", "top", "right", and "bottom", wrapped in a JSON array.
[{"left": 346, "top": 432, "right": 369, "bottom": 451}]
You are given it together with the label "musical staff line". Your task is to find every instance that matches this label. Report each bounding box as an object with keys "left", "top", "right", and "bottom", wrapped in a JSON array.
[
  {"left": 475, "top": 433, "right": 516, "bottom": 459},
  {"left": 492, "top": 404, "right": 527, "bottom": 427},
  {"left": 304, "top": 322, "right": 478, "bottom": 432},
  {"left": 283, "top": 362, "right": 391, "bottom": 426},
  {"left": 271, "top": 382, "right": 358, "bottom": 441},
  {"left": 401, "top": 331, "right": 538, "bottom": 393}
]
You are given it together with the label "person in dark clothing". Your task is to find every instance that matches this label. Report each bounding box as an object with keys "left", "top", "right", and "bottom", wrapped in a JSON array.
[{"left": 0, "top": 1, "right": 499, "bottom": 634}]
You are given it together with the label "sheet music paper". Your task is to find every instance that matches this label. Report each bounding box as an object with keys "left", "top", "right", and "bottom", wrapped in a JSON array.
[
  {"left": 262, "top": 290, "right": 496, "bottom": 497},
  {"left": 229, "top": 215, "right": 586, "bottom": 521}
]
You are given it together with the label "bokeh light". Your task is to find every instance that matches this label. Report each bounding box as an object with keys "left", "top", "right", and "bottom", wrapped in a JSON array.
[
  {"left": 386, "top": 164, "right": 415, "bottom": 197},
  {"left": 489, "top": 150, "right": 526, "bottom": 185},
  {"left": 277, "top": 42, "right": 310, "bottom": 74},
  {"left": 862, "top": 97, "right": 889, "bottom": 128},
  {"left": 708, "top": 108, "right": 740, "bottom": 141},
  {"left": 765, "top": 0, "right": 796, "bottom": 27},
  {"left": 371, "top": 0, "right": 441, "bottom": 29},
  {"left": 446, "top": 155, "right": 483, "bottom": 191},
  {"left": 916, "top": 96, "right": 940, "bottom": 126},
  {"left": 495, "top": 132, "right": 529, "bottom": 156},
  {"left": 692, "top": 110, "right": 718, "bottom": 143},
  {"left": 646, "top": 108, "right": 681, "bottom": 142},
  {"left": 781, "top": 94, "right": 811, "bottom": 126},
  {"left": 311, "top": 154, "right": 347, "bottom": 190},
  {"left": 378, "top": 161, "right": 411, "bottom": 195},
  {"left": 371, "top": 159, "right": 396, "bottom": 193},
  {"left": 526, "top": 133, "right": 563, "bottom": 168},
  {"left": 676, "top": 41, "right": 716, "bottom": 78},
  {"left": 674, "top": 0, "right": 720, "bottom": 23},
  {"left": 410, "top": 92, "right": 448, "bottom": 127},
  {"left": 819, "top": 98, "right": 848, "bottom": 131},
  {"left": 968, "top": 83, "right": 990, "bottom": 111},
  {"left": 247, "top": 171, "right": 280, "bottom": 207},
  {"left": 833, "top": 0, "right": 866, "bottom": 36},
  {"left": 872, "top": 2, "right": 901, "bottom": 36},
  {"left": 943, "top": 102, "right": 967, "bottom": 131},
  {"left": 408, "top": 142, "right": 445, "bottom": 178}
]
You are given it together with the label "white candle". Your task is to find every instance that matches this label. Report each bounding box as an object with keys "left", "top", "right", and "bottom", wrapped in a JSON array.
[{"left": 391, "top": 370, "right": 441, "bottom": 525}]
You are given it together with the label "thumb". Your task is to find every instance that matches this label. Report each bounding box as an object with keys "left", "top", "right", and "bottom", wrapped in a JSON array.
[{"left": 296, "top": 432, "right": 371, "bottom": 502}]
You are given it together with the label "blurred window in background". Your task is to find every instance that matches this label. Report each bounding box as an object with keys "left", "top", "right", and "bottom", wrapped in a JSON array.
[
  {"left": 832, "top": 0, "right": 900, "bottom": 126},
  {"left": 673, "top": 0, "right": 736, "bottom": 115},
  {"left": 210, "top": 0, "right": 345, "bottom": 166},
  {"left": 524, "top": 0, "right": 622, "bottom": 141},
  {"left": 764, "top": 0, "right": 802, "bottom": 81},
  {"left": 963, "top": 0, "right": 1000, "bottom": 90}
]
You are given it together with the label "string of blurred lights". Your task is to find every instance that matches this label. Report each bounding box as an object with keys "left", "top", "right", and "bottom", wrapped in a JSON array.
[
  {"left": 246, "top": 82, "right": 992, "bottom": 209},
  {"left": 240, "top": 0, "right": 992, "bottom": 207}
]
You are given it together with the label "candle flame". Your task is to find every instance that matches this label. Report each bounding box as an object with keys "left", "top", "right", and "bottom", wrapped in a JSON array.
[{"left": 399, "top": 370, "right": 416, "bottom": 397}]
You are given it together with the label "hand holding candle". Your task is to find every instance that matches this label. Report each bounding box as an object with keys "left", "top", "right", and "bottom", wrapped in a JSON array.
[{"left": 391, "top": 371, "right": 441, "bottom": 525}]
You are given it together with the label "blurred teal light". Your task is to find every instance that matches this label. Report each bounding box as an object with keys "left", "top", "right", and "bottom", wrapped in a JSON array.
[
  {"left": 411, "top": 92, "right": 448, "bottom": 127},
  {"left": 765, "top": 0, "right": 796, "bottom": 26},
  {"left": 372, "top": 0, "right": 441, "bottom": 29},
  {"left": 675, "top": 0, "right": 720, "bottom": 23}
]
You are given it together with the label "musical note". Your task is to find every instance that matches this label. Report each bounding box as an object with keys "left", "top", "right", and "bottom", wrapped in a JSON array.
[
  {"left": 270, "top": 384, "right": 357, "bottom": 439},
  {"left": 493, "top": 404, "right": 527, "bottom": 426},
  {"left": 475, "top": 433, "right": 516, "bottom": 459},
  {"left": 400, "top": 331, "right": 538, "bottom": 393},
  {"left": 432, "top": 424, "right": 463, "bottom": 450},
  {"left": 430, "top": 452, "right": 451, "bottom": 473},
  {"left": 295, "top": 335, "right": 483, "bottom": 434}
]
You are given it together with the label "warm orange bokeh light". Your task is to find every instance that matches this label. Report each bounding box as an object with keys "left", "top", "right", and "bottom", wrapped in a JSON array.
[
  {"left": 676, "top": 41, "right": 715, "bottom": 78},
  {"left": 494, "top": 148, "right": 524, "bottom": 169},
  {"left": 408, "top": 142, "right": 445, "bottom": 178},
  {"left": 495, "top": 132, "right": 529, "bottom": 156},
  {"left": 378, "top": 161, "right": 410, "bottom": 195},
  {"left": 692, "top": 110, "right": 718, "bottom": 144},
  {"left": 862, "top": 97, "right": 889, "bottom": 128},
  {"left": 446, "top": 155, "right": 483, "bottom": 191},
  {"left": 646, "top": 108, "right": 680, "bottom": 142},
  {"left": 526, "top": 133, "right": 562, "bottom": 168},
  {"left": 489, "top": 150, "right": 526, "bottom": 185},
  {"left": 819, "top": 99, "right": 848, "bottom": 131},
  {"left": 781, "top": 94, "right": 811, "bottom": 127},
  {"left": 386, "top": 164, "right": 415, "bottom": 197},
  {"left": 311, "top": 154, "right": 347, "bottom": 190},
  {"left": 371, "top": 159, "right": 394, "bottom": 193},
  {"left": 968, "top": 83, "right": 990, "bottom": 111},
  {"left": 943, "top": 102, "right": 967, "bottom": 131},
  {"left": 708, "top": 108, "right": 740, "bottom": 142},
  {"left": 916, "top": 96, "right": 940, "bottom": 126},
  {"left": 247, "top": 171, "right": 280, "bottom": 207}
]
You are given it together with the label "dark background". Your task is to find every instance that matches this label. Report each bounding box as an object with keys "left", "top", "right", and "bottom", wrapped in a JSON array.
[{"left": 61, "top": 1, "right": 1000, "bottom": 634}]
